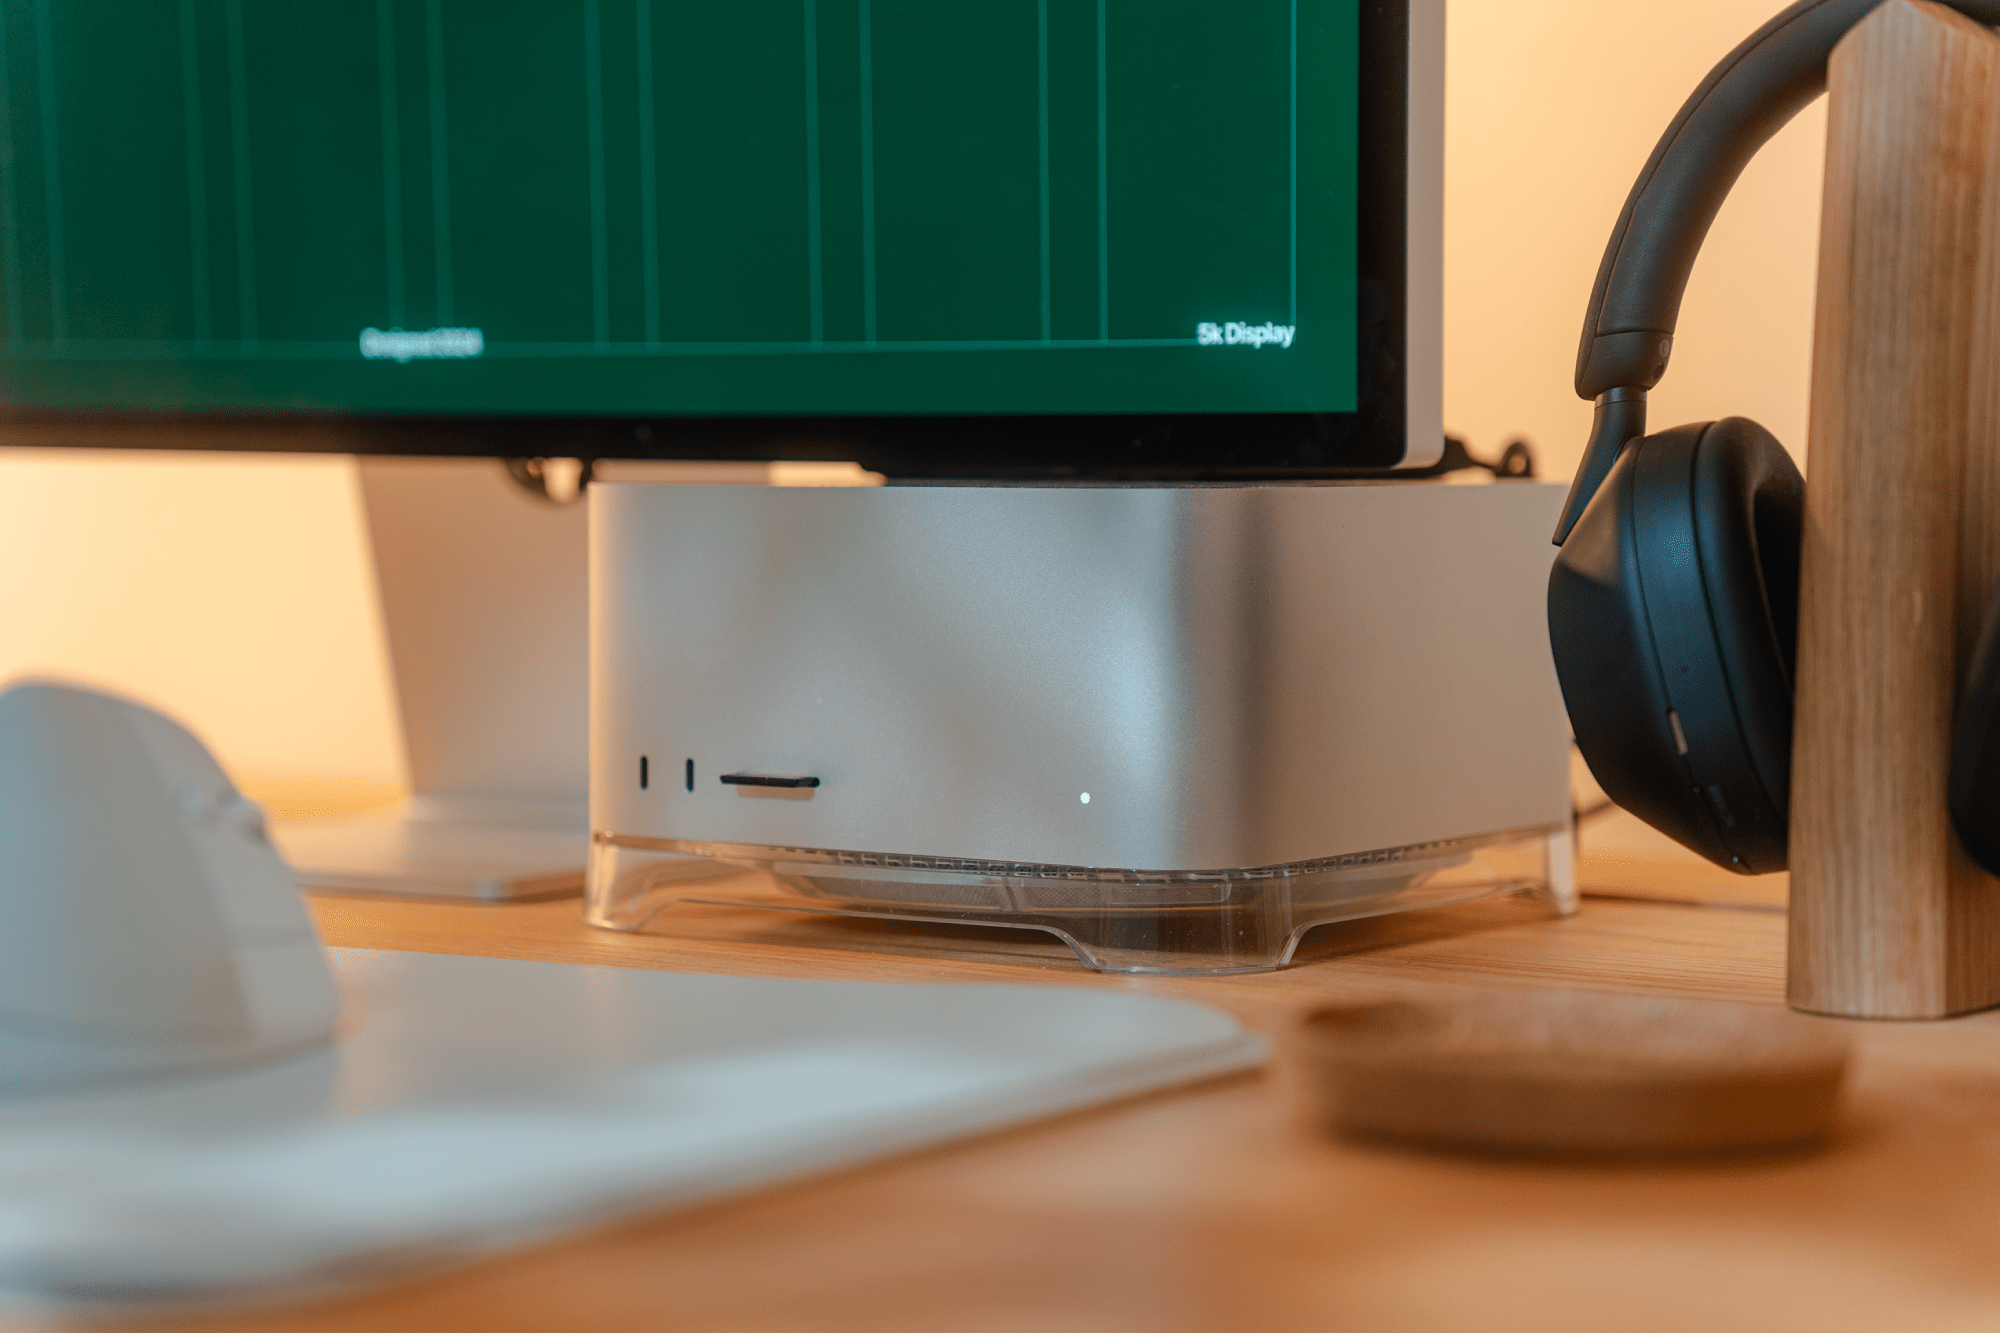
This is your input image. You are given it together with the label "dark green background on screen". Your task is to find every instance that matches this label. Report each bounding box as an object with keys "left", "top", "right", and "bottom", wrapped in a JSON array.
[{"left": 0, "top": 0, "right": 1359, "bottom": 417}]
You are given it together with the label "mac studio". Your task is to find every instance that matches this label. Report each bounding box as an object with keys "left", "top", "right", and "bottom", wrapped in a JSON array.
[
  {"left": 0, "top": 0, "right": 1568, "bottom": 974},
  {"left": 583, "top": 0, "right": 1571, "bottom": 969}
]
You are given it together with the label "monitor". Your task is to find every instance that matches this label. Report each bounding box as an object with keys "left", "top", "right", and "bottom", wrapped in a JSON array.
[{"left": 0, "top": 0, "right": 1440, "bottom": 477}]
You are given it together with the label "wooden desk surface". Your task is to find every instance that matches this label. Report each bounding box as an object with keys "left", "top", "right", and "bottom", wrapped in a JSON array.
[{"left": 42, "top": 812, "right": 2000, "bottom": 1333}]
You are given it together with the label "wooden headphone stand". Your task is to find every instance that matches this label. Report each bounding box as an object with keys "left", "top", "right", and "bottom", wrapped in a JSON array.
[{"left": 1790, "top": 0, "right": 2000, "bottom": 1017}]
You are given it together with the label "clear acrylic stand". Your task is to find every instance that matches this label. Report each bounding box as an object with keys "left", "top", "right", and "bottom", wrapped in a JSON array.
[{"left": 586, "top": 824, "right": 1575, "bottom": 976}]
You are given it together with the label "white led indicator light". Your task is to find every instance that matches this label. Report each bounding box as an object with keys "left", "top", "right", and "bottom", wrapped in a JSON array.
[{"left": 1079, "top": 792, "right": 1091, "bottom": 804}]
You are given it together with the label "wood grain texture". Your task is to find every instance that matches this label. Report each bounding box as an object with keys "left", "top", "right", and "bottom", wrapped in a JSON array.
[
  {"left": 56, "top": 1032, "right": 2000, "bottom": 1333},
  {"left": 307, "top": 876, "right": 1789, "bottom": 1017},
  {"left": 1293, "top": 991, "right": 1850, "bottom": 1158},
  {"left": 1789, "top": 0, "right": 2000, "bottom": 1018},
  {"left": 26, "top": 876, "right": 2000, "bottom": 1333},
  {"left": 1579, "top": 810, "right": 1790, "bottom": 910}
]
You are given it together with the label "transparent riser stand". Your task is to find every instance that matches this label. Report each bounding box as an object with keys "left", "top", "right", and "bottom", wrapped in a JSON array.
[{"left": 586, "top": 825, "right": 1577, "bottom": 976}]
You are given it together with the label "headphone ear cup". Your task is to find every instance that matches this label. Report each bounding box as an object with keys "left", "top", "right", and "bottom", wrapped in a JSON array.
[
  {"left": 1686, "top": 417, "right": 1802, "bottom": 828},
  {"left": 1549, "top": 418, "right": 1801, "bottom": 873},
  {"left": 1951, "top": 590, "right": 2000, "bottom": 874}
]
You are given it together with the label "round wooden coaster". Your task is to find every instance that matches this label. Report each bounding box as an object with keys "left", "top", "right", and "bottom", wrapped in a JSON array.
[{"left": 1290, "top": 991, "right": 1852, "bottom": 1159}]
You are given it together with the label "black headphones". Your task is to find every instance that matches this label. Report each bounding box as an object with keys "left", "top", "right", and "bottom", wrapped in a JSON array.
[{"left": 1547, "top": 0, "right": 2000, "bottom": 876}]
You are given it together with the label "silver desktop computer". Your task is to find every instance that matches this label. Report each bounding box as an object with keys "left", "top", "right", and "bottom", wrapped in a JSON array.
[{"left": 0, "top": 0, "right": 1571, "bottom": 972}]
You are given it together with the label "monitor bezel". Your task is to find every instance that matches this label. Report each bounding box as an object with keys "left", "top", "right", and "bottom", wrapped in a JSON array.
[{"left": 0, "top": 0, "right": 1438, "bottom": 479}]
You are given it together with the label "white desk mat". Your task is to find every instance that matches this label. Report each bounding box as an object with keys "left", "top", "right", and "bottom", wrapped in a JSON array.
[{"left": 0, "top": 948, "right": 1264, "bottom": 1318}]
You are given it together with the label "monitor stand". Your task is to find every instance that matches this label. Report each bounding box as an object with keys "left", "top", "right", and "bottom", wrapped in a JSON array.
[
  {"left": 259, "top": 456, "right": 915, "bottom": 899},
  {"left": 270, "top": 456, "right": 840, "bottom": 900},
  {"left": 268, "top": 456, "right": 593, "bottom": 900}
]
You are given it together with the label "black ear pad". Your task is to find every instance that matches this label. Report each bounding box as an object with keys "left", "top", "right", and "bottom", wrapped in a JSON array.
[
  {"left": 1951, "top": 590, "right": 2000, "bottom": 875},
  {"left": 1548, "top": 418, "right": 1802, "bottom": 874}
]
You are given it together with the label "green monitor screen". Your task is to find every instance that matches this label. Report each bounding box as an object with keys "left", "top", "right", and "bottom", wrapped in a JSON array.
[{"left": 0, "top": 0, "right": 1425, "bottom": 476}]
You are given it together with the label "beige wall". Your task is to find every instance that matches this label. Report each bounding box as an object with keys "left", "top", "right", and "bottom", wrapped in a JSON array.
[
  {"left": 0, "top": 0, "right": 1828, "bottom": 784},
  {"left": 1445, "top": 0, "right": 1824, "bottom": 478}
]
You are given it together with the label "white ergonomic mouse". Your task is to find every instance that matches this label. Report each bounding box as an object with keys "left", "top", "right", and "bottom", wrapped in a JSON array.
[{"left": 0, "top": 679, "right": 338, "bottom": 1096}]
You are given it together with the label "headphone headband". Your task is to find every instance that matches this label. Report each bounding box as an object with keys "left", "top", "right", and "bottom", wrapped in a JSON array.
[{"left": 1553, "top": 0, "right": 2000, "bottom": 544}]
